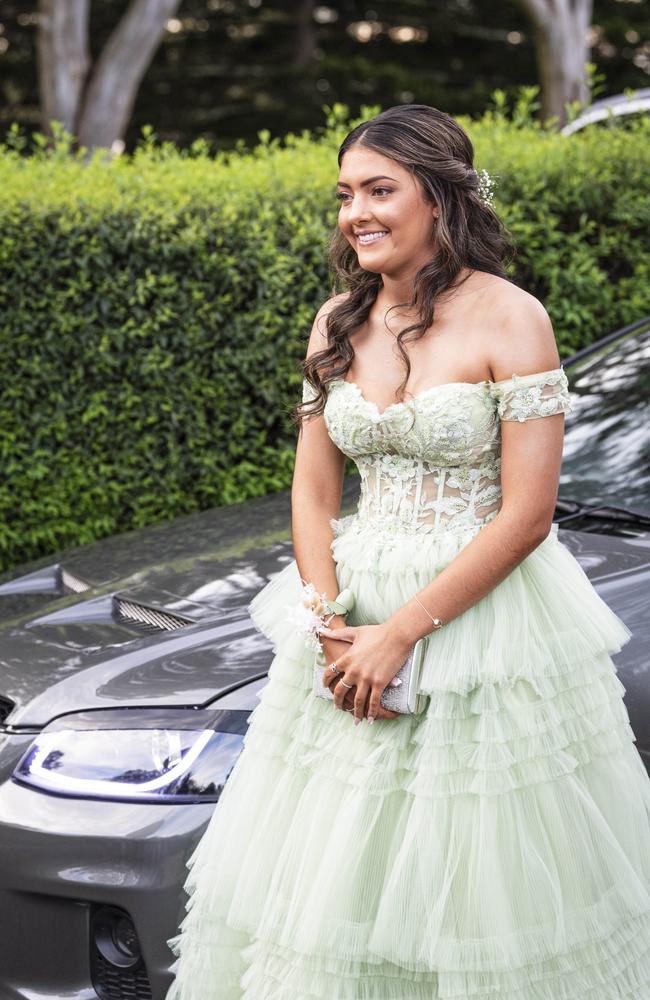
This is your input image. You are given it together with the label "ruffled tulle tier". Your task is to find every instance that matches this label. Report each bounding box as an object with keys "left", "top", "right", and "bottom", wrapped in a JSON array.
[
  {"left": 249, "top": 521, "right": 632, "bottom": 697},
  {"left": 238, "top": 918, "right": 650, "bottom": 999},
  {"left": 166, "top": 731, "right": 650, "bottom": 997},
  {"left": 165, "top": 522, "right": 650, "bottom": 999}
]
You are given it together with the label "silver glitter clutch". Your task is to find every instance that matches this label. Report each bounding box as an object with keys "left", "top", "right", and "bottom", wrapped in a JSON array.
[{"left": 312, "top": 635, "right": 429, "bottom": 716}]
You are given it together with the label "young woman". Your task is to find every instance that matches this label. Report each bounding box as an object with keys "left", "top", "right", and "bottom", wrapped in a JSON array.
[{"left": 166, "top": 105, "right": 650, "bottom": 998}]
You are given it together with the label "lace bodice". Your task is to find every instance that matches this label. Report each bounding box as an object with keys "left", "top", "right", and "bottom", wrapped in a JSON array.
[{"left": 301, "top": 368, "right": 573, "bottom": 541}]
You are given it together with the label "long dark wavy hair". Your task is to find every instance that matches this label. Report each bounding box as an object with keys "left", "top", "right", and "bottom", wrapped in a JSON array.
[{"left": 294, "top": 104, "right": 516, "bottom": 426}]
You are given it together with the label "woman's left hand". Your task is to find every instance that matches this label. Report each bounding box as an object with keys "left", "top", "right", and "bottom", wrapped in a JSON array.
[{"left": 317, "top": 622, "right": 413, "bottom": 723}]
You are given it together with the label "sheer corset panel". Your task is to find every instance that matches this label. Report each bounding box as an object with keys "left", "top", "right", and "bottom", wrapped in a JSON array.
[{"left": 300, "top": 367, "right": 573, "bottom": 538}]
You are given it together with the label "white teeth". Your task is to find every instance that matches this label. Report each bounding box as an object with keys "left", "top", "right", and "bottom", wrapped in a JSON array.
[{"left": 357, "top": 231, "right": 389, "bottom": 245}]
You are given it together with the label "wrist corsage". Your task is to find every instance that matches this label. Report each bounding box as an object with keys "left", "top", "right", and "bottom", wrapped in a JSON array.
[{"left": 285, "top": 581, "right": 355, "bottom": 652}]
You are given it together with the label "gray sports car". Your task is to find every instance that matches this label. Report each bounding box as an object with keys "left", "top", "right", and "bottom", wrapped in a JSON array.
[{"left": 0, "top": 316, "right": 648, "bottom": 1000}]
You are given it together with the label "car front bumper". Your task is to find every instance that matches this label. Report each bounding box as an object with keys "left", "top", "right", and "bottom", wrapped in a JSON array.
[{"left": 0, "top": 731, "right": 214, "bottom": 1000}]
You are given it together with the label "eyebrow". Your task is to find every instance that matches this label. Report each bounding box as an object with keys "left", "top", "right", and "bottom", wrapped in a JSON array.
[{"left": 336, "top": 175, "right": 398, "bottom": 189}]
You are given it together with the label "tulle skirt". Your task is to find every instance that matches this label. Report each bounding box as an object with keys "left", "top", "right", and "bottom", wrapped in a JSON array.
[{"left": 165, "top": 520, "right": 650, "bottom": 999}]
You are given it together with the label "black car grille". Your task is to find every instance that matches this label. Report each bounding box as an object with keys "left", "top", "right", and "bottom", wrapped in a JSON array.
[
  {"left": 91, "top": 950, "right": 153, "bottom": 1000},
  {"left": 0, "top": 696, "right": 14, "bottom": 724}
]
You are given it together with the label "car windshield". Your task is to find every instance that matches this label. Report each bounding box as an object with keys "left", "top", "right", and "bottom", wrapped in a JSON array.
[{"left": 560, "top": 321, "right": 650, "bottom": 513}]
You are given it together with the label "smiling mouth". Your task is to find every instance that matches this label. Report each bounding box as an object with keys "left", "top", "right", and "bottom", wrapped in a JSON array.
[{"left": 356, "top": 231, "right": 389, "bottom": 245}]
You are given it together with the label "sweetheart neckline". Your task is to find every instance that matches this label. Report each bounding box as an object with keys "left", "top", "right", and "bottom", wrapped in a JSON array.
[
  {"left": 331, "top": 377, "right": 490, "bottom": 418},
  {"left": 329, "top": 367, "right": 567, "bottom": 418}
]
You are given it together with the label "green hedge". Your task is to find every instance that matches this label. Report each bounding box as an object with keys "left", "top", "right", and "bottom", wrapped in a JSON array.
[{"left": 0, "top": 99, "right": 649, "bottom": 572}]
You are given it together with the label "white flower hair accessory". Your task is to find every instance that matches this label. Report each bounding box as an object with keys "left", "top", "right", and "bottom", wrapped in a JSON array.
[{"left": 474, "top": 168, "right": 495, "bottom": 207}]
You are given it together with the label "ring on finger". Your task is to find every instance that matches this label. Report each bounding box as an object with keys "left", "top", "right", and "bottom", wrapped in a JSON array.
[
  {"left": 339, "top": 679, "right": 354, "bottom": 689},
  {"left": 329, "top": 662, "right": 341, "bottom": 674}
]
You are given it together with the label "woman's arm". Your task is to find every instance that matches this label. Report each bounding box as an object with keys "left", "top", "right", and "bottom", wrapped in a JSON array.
[
  {"left": 291, "top": 295, "right": 347, "bottom": 610},
  {"left": 387, "top": 294, "right": 564, "bottom": 645},
  {"left": 294, "top": 295, "right": 404, "bottom": 720}
]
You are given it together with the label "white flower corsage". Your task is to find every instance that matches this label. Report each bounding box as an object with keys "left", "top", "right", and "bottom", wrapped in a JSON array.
[{"left": 285, "top": 581, "right": 355, "bottom": 652}]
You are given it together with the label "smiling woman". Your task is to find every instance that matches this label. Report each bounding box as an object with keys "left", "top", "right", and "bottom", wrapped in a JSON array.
[{"left": 164, "top": 105, "right": 650, "bottom": 1000}]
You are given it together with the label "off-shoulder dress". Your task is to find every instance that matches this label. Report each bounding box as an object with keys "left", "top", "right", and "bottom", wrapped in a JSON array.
[{"left": 165, "top": 367, "right": 650, "bottom": 1000}]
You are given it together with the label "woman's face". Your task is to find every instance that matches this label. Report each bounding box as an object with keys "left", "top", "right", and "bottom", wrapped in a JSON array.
[{"left": 337, "top": 145, "right": 438, "bottom": 279}]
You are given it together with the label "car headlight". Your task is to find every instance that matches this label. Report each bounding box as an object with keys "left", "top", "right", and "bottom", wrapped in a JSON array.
[{"left": 11, "top": 707, "right": 248, "bottom": 803}]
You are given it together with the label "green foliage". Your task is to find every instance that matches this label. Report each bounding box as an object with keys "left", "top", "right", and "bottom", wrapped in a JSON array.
[{"left": 0, "top": 100, "right": 648, "bottom": 571}]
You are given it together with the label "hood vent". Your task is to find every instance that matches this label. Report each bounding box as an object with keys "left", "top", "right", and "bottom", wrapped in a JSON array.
[
  {"left": 112, "top": 597, "right": 195, "bottom": 633},
  {"left": 61, "top": 568, "right": 92, "bottom": 593},
  {"left": 25, "top": 594, "right": 197, "bottom": 634},
  {"left": 0, "top": 563, "right": 91, "bottom": 597}
]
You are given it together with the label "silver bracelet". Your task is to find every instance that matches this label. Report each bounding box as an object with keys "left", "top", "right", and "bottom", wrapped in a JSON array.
[{"left": 413, "top": 593, "right": 444, "bottom": 631}]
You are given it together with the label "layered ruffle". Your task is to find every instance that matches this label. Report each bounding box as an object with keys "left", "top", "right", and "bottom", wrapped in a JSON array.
[
  {"left": 247, "top": 522, "right": 632, "bottom": 697},
  {"left": 332, "top": 520, "right": 632, "bottom": 695},
  {"left": 236, "top": 916, "right": 650, "bottom": 999},
  {"left": 165, "top": 522, "right": 650, "bottom": 1000},
  {"left": 166, "top": 696, "right": 650, "bottom": 997}
]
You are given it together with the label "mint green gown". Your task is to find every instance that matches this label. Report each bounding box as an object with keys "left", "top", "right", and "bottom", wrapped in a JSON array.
[{"left": 166, "top": 367, "right": 650, "bottom": 999}]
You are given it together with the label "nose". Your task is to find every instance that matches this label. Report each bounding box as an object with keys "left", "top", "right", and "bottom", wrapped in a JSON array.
[{"left": 346, "top": 192, "right": 374, "bottom": 226}]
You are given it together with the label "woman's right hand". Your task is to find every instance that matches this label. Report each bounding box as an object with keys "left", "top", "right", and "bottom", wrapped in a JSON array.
[{"left": 318, "top": 624, "right": 400, "bottom": 721}]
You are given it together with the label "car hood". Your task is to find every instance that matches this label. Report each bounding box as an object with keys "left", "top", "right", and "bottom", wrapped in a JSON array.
[
  {"left": 0, "top": 482, "right": 648, "bottom": 731},
  {"left": 0, "top": 485, "right": 312, "bottom": 728}
]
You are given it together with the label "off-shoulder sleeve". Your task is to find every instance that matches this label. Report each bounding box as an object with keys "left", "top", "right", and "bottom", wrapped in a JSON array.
[
  {"left": 490, "top": 367, "right": 573, "bottom": 422},
  {"left": 302, "top": 377, "right": 318, "bottom": 403}
]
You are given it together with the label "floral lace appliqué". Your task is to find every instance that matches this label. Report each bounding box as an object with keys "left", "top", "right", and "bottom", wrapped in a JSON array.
[
  {"left": 299, "top": 368, "right": 573, "bottom": 539},
  {"left": 490, "top": 368, "right": 573, "bottom": 422}
]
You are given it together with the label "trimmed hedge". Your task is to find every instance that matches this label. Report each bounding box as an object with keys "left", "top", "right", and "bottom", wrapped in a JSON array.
[{"left": 0, "top": 101, "right": 649, "bottom": 572}]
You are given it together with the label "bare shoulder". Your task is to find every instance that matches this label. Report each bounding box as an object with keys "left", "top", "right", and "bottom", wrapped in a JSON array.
[
  {"left": 479, "top": 278, "right": 561, "bottom": 382},
  {"left": 306, "top": 291, "right": 350, "bottom": 356},
  {"left": 314, "top": 290, "right": 350, "bottom": 327}
]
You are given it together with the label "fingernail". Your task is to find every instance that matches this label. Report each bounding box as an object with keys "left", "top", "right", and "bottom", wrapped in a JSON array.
[
  {"left": 367, "top": 716, "right": 375, "bottom": 725},
  {"left": 354, "top": 717, "right": 361, "bottom": 726}
]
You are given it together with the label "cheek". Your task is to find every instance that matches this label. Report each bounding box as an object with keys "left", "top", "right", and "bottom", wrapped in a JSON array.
[{"left": 399, "top": 210, "right": 433, "bottom": 244}]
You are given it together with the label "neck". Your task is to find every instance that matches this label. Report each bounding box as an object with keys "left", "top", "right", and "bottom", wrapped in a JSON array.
[{"left": 377, "top": 266, "right": 475, "bottom": 315}]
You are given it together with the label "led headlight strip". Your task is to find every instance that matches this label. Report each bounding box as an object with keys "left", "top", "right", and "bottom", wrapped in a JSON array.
[
  {"left": 17, "top": 729, "right": 213, "bottom": 798},
  {"left": 11, "top": 707, "right": 250, "bottom": 803}
]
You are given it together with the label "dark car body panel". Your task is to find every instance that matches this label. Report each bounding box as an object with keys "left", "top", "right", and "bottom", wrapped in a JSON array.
[
  {"left": 559, "top": 317, "right": 650, "bottom": 510},
  {"left": 0, "top": 479, "right": 363, "bottom": 728}
]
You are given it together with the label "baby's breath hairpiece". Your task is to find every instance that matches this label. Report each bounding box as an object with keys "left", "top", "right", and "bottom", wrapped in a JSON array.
[{"left": 475, "top": 168, "right": 495, "bottom": 208}]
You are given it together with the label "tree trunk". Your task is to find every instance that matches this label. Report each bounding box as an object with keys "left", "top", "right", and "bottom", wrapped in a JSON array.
[
  {"left": 512, "top": 0, "right": 594, "bottom": 128},
  {"left": 290, "top": 0, "right": 316, "bottom": 69},
  {"left": 37, "top": 0, "right": 91, "bottom": 136},
  {"left": 78, "top": 0, "right": 182, "bottom": 151},
  {"left": 37, "top": 0, "right": 182, "bottom": 153}
]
